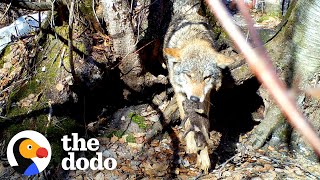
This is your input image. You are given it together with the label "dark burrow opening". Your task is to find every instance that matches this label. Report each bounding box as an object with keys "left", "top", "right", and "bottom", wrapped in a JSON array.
[{"left": 210, "top": 70, "right": 265, "bottom": 163}]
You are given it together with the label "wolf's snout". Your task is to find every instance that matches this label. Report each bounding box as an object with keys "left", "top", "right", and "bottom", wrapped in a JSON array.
[{"left": 190, "top": 96, "right": 200, "bottom": 102}]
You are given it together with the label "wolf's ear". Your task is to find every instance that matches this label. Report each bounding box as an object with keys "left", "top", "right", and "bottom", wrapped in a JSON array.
[
  {"left": 215, "top": 53, "right": 235, "bottom": 68},
  {"left": 164, "top": 48, "right": 181, "bottom": 61}
]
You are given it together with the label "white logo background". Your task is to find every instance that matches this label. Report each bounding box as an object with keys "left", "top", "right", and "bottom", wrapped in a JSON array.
[{"left": 7, "top": 130, "right": 52, "bottom": 172}]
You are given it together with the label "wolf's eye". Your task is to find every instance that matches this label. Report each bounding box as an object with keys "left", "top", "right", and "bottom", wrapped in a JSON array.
[
  {"left": 204, "top": 75, "right": 212, "bottom": 81},
  {"left": 185, "top": 73, "right": 192, "bottom": 78}
]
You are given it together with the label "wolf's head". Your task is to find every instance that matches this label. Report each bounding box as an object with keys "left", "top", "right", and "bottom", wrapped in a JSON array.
[{"left": 164, "top": 40, "right": 234, "bottom": 102}]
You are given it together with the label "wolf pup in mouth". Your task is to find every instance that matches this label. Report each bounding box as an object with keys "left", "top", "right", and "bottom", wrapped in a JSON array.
[{"left": 182, "top": 99, "right": 212, "bottom": 173}]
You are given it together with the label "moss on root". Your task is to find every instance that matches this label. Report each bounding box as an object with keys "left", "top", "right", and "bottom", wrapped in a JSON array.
[
  {"left": 3, "top": 23, "right": 86, "bottom": 166},
  {"left": 128, "top": 112, "right": 147, "bottom": 129},
  {"left": 256, "top": 12, "right": 281, "bottom": 23},
  {"left": 0, "top": 46, "right": 11, "bottom": 68},
  {"left": 54, "top": 25, "right": 89, "bottom": 55}
]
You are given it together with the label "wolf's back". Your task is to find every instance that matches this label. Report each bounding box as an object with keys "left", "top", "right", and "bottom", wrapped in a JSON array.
[
  {"left": 164, "top": 0, "right": 216, "bottom": 56},
  {"left": 172, "top": 0, "right": 200, "bottom": 14}
]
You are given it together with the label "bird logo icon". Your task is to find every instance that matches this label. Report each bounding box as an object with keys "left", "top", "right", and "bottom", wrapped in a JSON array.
[{"left": 7, "top": 130, "right": 51, "bottom": 176}]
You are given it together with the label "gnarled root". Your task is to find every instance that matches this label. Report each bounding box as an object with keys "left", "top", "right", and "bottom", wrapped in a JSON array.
[{"left": 248, "top": 95, "right": 320, "bottom": 162}]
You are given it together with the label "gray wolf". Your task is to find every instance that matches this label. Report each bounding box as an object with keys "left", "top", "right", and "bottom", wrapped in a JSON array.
[{"left": 163, "top": 0, "right": 234, "bottom": 173}]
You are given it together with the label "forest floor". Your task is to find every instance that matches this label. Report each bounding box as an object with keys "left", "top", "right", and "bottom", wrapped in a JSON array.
[{"left": 1, "top": 7, "right": 320, "bottom": 180}]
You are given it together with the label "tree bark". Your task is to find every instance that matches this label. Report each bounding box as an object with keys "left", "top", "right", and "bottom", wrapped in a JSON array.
[
  {"left": 249, "top": 0, "right": 320, "bottom": 161},
  {"left": 101, "top": 0, "right": 154, "bottom": 92}
]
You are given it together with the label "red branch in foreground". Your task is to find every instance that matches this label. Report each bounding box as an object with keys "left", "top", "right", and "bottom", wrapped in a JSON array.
[{"left": 205, "top": 0, "right": 320, "bottom": 155}]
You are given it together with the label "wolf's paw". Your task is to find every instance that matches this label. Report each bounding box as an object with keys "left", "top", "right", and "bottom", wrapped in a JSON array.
[
  {"left": 185, "top": 131, "right": 198, "bottom": 154},
  {"left": 196, "top": 146, "right": 210, "bottom": 174}
]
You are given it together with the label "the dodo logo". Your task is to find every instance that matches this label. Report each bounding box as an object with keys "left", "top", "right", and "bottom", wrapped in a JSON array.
[{"left": 7, "top": 130, "right": 51, "bottom": 176}]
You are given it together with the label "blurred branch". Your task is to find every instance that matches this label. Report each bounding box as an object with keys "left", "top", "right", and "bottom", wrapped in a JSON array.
[
  {"left": 0, "top": 0, "right": 54, "bottom": 11},
  {"left": 205, "top": 0, "right": 320, "bottom": 155},
  {"left": 0, "top": 2, "right": 11, "bottom": 21}
]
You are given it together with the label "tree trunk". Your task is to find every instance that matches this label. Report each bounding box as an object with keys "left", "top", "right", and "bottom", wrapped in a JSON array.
[
  {"left": 249, "top": 0, "right": 320, "bottom": 161},
  {"left": 101, "top": 0, "right": 169, "bottom": 93}
]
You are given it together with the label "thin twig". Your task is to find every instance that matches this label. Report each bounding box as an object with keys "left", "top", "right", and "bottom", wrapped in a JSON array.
[
  {"left": 92, "top": 0, "right": 101, "bottom": 27},
  {"left": 50, "top": 45, "right": 62, "bottom": 67},
  {"left": 59, "top": 47, "right": 66, "bottom": 67},
  {"left": 134, "top": 12, "right": 142, "bottom": 45},
  {"left": 0, "top": 116, "right": 11, "bottom": 120},
  {"left": 50, "top": 0, "right": 57, "bottom": 39},
  {"left": 205, "top": 0, "right": 320, "bottom": 155},
  {"left": 111, "top": 39, "right": 156, "bottom": 69},
  {"left": 0, "top": 2, "right": 11, "bottom": 21},
  {"left": 68, "top": 0, "right": 78, "bottom": 82},
  {"left": 0, "top": 77, "right": 30, "bottom": 95},
  {"left": 130, "top": 0, "right": 134, "bottom": 13},
  {"left": 38, "top": 0, "right": 42, "bottom": 33},
  {"left": 245, "top": 30, "right": 249, "bottom": 42},
  {"left": 45, "top": 101, "right": 53, "bottom": 135},
  {"left": 217, "top": 155, "right": 236, "bottom": 178}
]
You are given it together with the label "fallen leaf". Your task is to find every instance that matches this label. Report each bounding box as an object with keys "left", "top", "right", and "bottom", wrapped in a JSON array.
[
  {"left": 120, "top": 166, "right": 134, "bottom": 173},
  {"left": 151, "top": 140, "right": 160, "bottom": 147},
  {"left": 95, "top": 172, "right": 104, "bottom": 180},
  {"left": 119, "top": 134, "right": 128, "bottom": 143},
  {"left": 87, "top": 122, "right": 98, "bottom": 132},
  {"left": 56, "top": 83, "right": 64, "bottom": 91},
  {"left": 267, "top": 146, "right": 275, "bottom": 151},
  {"left": 135, "top": 136, "right": 145, "bottom": 144},
  {"left": 110, "top": 135, "right": 119, "bottom": 143},
  {"left": 128, "top": 142, "right": 143, "bottom": 149}
]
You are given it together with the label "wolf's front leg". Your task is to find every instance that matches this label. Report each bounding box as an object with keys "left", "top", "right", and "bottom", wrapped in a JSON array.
[
  {"left": 196, "top": 146, "right": 210, "bottom": 174},
  {"left": 185, "top": 131, "right": 199, "bottom": 154},
  {"left": 183, "top": 117, "right": 197, "bottom": 154}
]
